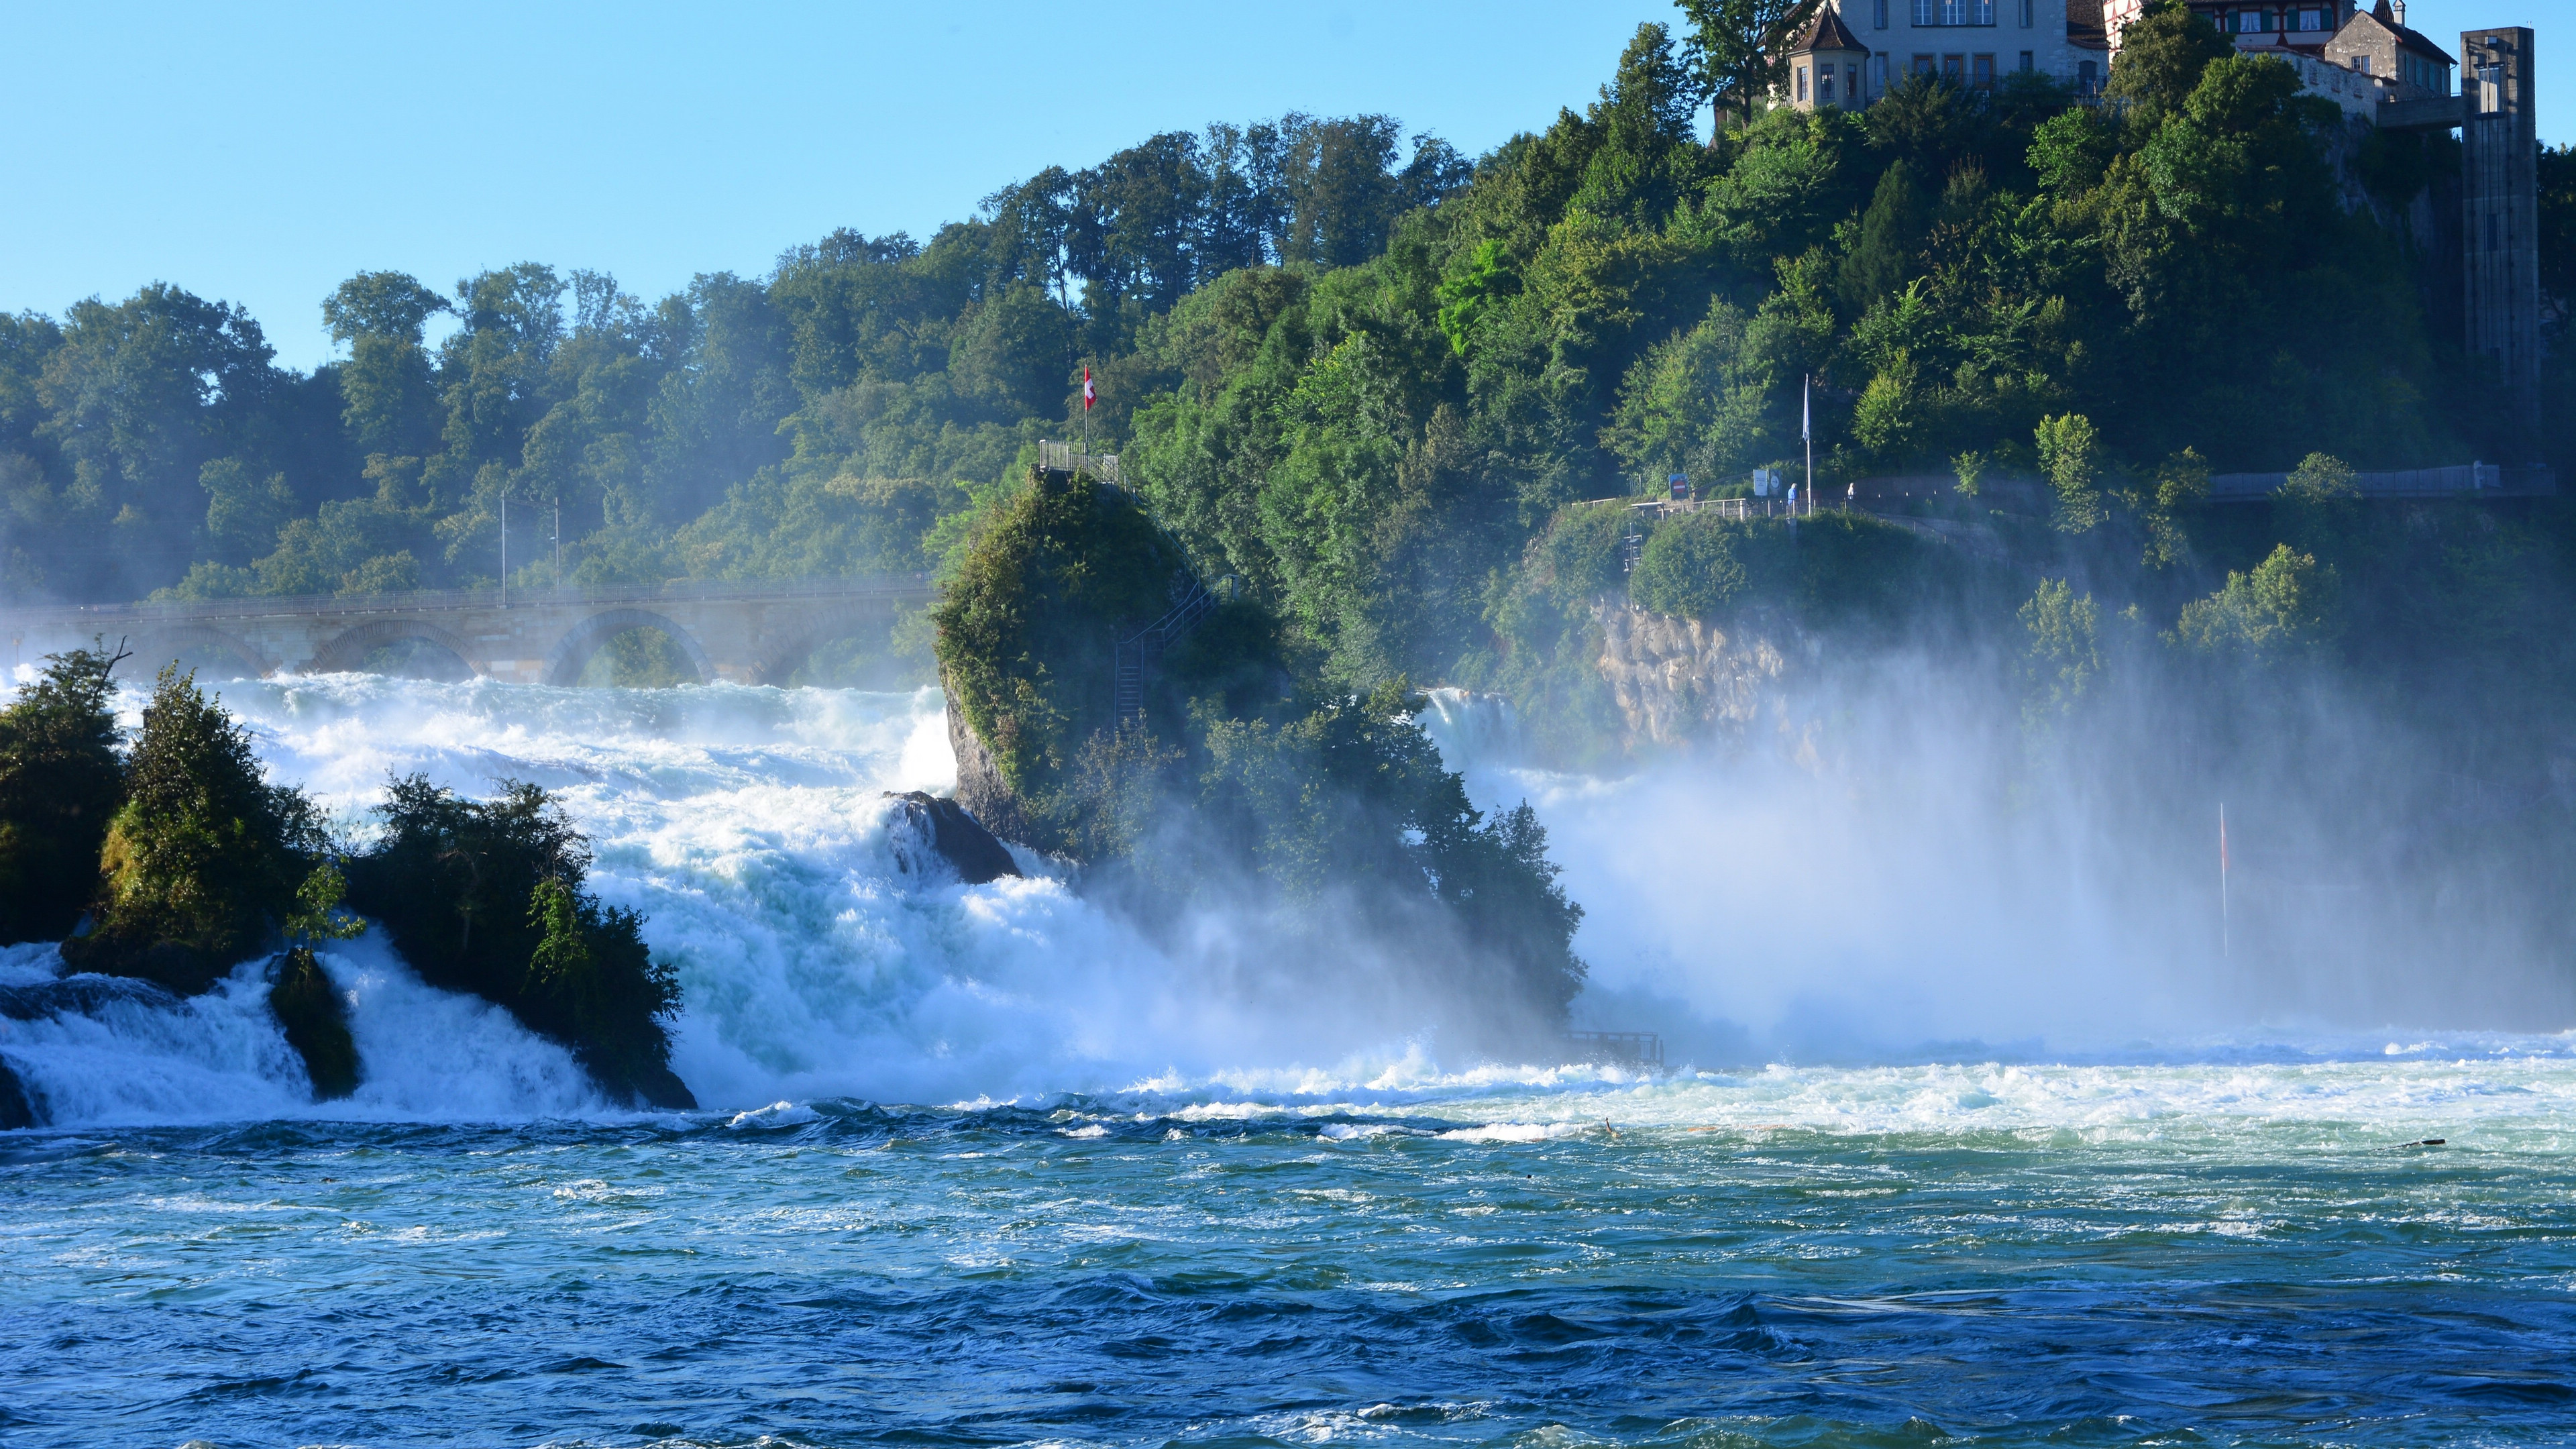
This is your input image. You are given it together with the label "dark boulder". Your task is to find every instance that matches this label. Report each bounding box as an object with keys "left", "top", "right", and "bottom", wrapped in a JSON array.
[
  {"left": 0, "top": 1054, "right": 34, "bottom": 1129},
  {"left": 0, "top": 971, "right": 180, "bottom": 1021},
  {"left": 625, "top": 1063, "right": 698, "bottom": 1110},
  {"left": 58, "top": 932, "right": 231, "bottom": 997},
  {"left": 268, "top": 947, "right": 359, "bottom": 1102},
  {"left": 883, "top": 790, "right": 1022, "bottom": 885}
]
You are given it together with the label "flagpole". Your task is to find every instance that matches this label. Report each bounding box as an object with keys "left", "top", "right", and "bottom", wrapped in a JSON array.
[
  {"left": 2220, "top": 802, "right": 2231, "bottom": 961},
  {"left": 1802, "top": 374, "right": 1813, "bottom": 517}
]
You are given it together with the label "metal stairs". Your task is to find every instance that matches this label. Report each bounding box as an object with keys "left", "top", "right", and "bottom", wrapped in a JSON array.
[{"left": 1114, "top": 579, "right": 1219, "bottom": 734}]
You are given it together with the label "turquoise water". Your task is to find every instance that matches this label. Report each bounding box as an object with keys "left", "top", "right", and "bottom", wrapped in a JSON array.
[
  {"left": 3, "top": 678, "right": 2572, "bottom": 1447},
  {"left": 9, "top": 1063, "right": 2576, "bottom": 1447}
]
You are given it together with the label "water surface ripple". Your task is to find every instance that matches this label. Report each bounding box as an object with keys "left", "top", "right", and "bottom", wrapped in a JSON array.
[{"left": 7, "top": 1079, "right": 2573, "bottom": 1448}]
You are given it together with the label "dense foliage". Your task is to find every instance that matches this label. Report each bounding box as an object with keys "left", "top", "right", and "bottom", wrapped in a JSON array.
[
  {"left": 4, "top": 2, "right": 2555, "bottom": 706},
  {"left": 934, "top": 473, "right": 1585, "bottom": 1039},
  {"left": 0, "top": 645, "right": 126, "bottom": 943},
  {"left": 931, "top": 473, "right": 1187, "bottom": 807},
  {"left": 61, "top": 665, "right": 327, "bottom": 992},
  {"left": 0, "top": 652, "right": 686, "bottom": 1101},
  {"left": 345, "top": 776, "right": 690, "bottom": 1108}
]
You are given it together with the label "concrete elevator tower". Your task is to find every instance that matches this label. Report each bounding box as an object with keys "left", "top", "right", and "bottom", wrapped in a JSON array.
[{"left": 2458, "top": 27, "right": 2539, "bottom": 441}]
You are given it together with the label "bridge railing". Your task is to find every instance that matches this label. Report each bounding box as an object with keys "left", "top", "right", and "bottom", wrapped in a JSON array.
[
  {"left": 0, "top": 574, "right": 938, "bottom": 627},
  {"left": 1562, "top": 1030, "right": 1664, "bottom": 1067}
]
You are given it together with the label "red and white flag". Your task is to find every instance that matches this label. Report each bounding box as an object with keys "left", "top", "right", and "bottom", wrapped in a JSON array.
[{"left": 1082, "top": 367, "right": 1095, "bottom": 411}]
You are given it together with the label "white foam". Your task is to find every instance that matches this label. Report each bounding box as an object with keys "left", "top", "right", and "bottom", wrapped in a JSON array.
[
  {"left": 0, "top": 936, "right": 607, "bottom": 1128},
  {"left": 13, "top": 670, "right": 2569, "bottom": 1128}
]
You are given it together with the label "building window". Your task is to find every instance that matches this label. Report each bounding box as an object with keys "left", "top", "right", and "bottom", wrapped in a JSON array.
[
  {"left": 1849, "top": 64, "right": 1862, "bottom": 100},
  {"left": 1797, "top": 63, "right": 1810, "bottom": 101},
  {"left": 2353, "top": 53, "right": 2370, "bottom": 73},
  {"left": 1875, "top": 0, "right": 1889, "bottom": 28},
  {"left": 1973, "top": 52, "right": 1996, "bottom": 85},
  {"left": 2297, "top": 8, "right": 2322, "bottom": 30},
  {"left": 1876, "top": 54, "right": 1890, "bottom": 87},
  {"left": 1943, "top": 52, "right": 1966, "bottom": 80},
  {"left": 2078, "top": 58, "right": 2098, "bottom": 91},
  {"left": 2020, "top": 0, "right": 2033, "bottom": 25},
  {"left": 2019, "top": 49, "right": 2035, "bottom": 70},
  {"left": 1820, "top": 65, "right": 1836, "bottom": 103},
  {"left": 1913, "top": 52, "right": 1936, "bottom": 75},
  {"left": 1913, "top": 0, "right": 1996, "bottom": 23}
]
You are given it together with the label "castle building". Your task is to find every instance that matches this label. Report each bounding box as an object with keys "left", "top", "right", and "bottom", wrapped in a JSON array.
[
  {"left": 1774, "top": 0, "right": 2540, "bottom": 442},
  {"left": 1782, "top": 0, "right": 2111, "bottom": 111},
  {"left": 2098, "top": 0, "right": 2454, "bottom": 99}
]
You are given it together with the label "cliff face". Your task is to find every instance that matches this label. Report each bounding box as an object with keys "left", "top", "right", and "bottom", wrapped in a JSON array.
[
  {"left": 943, "top": 674, "right": 1039, "bottom": 848},
  {"left": 1592, "top": 602, "right": 1810, "bottom": 754}
]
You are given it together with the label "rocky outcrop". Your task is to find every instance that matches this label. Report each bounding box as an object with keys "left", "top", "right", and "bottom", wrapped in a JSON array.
[
  {"left": 625, "top": 1062, "right": 698, "bottom": 1111},
  {"left": 268, "top": 948, "right": 359, "bottom": 1101},
  {"left": 1594, "top": 603, "right": 1800, "bottom": 749},
  {"left": 942, "top": 675, "right": 1039, "bottom": 848},
  {"left": 58, "top": 933, "right": 231, "bottom": 998},
  {"left": 0, "top": 972, "right": 180, "bottom": 1021},
  {"left": 883, "top": 791, "right": 1022, "bottom": 885},
  {"left": 0, "top": 1054, "right": 33, "bottom": 1129}
]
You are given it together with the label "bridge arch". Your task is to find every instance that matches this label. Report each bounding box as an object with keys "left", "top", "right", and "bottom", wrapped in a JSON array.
[
  {"left": 542, "top": 608, "right": 713, "bottom": 687},
  {"left": 305, "top": 618, "right": 480, "bottom": 679},
  {"left": 750, "top": 598, "right": 912, "bottom": 686},
  {"left": 127, "top": 625, "right": 269, "bottom": 681}
]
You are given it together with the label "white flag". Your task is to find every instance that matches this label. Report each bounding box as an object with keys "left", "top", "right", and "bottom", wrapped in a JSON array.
[{"left": 1801, "top": 374, "right": 1811, "bottom": 441}]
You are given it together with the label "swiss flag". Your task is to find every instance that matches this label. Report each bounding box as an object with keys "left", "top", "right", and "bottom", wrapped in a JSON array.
[{"left": 1082, "top": 367, "right": 1095, "bottom": 411}]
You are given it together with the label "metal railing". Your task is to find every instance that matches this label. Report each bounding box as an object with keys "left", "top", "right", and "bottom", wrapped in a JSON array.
[
  {"left": 1039, "top": 440, "right": 1122, "bottom": 484},
  {"left": 2, "top": 573, "right": 936, "bottom": 627},
  {"left": 2210, "top": 462, "right": 2555, "bottom": 500},
  {"left": 1586, "top": 495, "right": 1799, "bottom": 521},
  {"left": 1563, "top": 1030, "right": 1664, "bottom": 1067},
  {"left": 1114, "top": 580, "right": 1219, "bottom": 732}
]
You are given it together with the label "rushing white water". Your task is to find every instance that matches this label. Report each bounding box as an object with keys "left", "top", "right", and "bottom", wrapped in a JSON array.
[
  {"left": 3, "top": 673, "right": 1440, "bottom": 1123},
  {"left": 3, "top": 671, "right": 2570, "bottom": 1129}
]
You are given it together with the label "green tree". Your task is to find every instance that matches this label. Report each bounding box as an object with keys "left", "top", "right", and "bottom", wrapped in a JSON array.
[
  {"left": 32, "top": 284, "right": 279, "bottom": 594},
  {"left": 930, "top": 472, "right": 1185, "bottom": 817},
  {"left": 2102, "top": 0, "right": 2236, "bottom": 129},
  {"left": 66, "top": 664, "right": 324, "bottom": 992},
  {"left": 1677, "top": 0, "right": 1817, "bottom": 129},
  {"left": 324, "top": 271, "right": 450, "bottom": 458},
  {"left": 0, "top": 644, "right": 126, "bottom": 943},
  {"left": 1839, "top": 160, "right": 1931, "bottom": 312},
  {"left": 200, "top": 457, "right": 297, "bottom": 561},
  {"left": 2142, "top": 445, "right": 2209, "bottom": 567},
  {"left": 1631, "top": 513, "right": 1764, "bottom": 620},
  {"left": 2036, "top": 412, "right": 2103, "bottom": 532},
  {"left": 346, "top": 776, "right": 689, "bottom": 1106},
  {"left": 2172, "top": 543, "right": 2341, "bottom": 659},
  {"left": 1567, "top": 24, "right": 1708, "bottom": 230},
  {"left": 2018, "top": 578, "right": 2102, "bottom": 731}
]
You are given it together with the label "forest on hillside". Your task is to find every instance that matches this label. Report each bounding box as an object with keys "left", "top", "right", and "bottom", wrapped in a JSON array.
[{"left": 1, "top": 1, "right": 2570, "bottom": 696}]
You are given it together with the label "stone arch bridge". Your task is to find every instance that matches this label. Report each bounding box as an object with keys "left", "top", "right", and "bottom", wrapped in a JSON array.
[{"left": 3, "top": 576, "right": 936, "bottom": 685}]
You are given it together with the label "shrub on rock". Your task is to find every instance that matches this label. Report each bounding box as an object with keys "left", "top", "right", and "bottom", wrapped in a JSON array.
[
  {"left": 63, "top": 665, "right": 325, "bottom": 993},
  {"left": 0, "top": 645, "right": 127, "bottom": 945},
  {"left": 346, "top": 776, "right": 691, "bottom": 1108}
]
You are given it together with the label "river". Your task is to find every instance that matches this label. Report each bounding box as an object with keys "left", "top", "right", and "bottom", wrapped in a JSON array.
[{"left": 2, "top": 676, "right": 2571, "bottom": 1447}]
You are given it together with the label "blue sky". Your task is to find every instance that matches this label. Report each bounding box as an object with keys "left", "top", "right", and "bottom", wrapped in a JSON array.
[{"left": 1, "top": 0, "right": 2559, "bottom": 373}]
